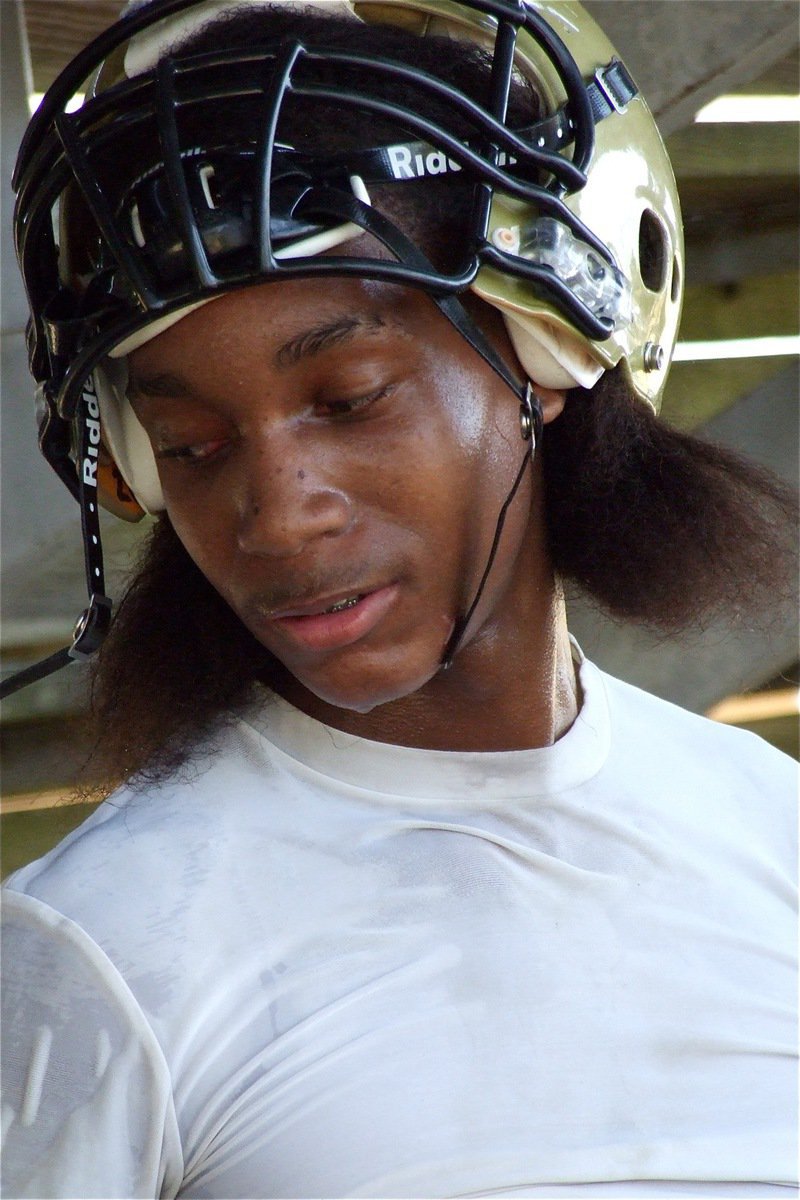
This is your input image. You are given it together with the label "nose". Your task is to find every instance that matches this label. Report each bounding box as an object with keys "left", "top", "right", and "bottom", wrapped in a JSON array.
[{"left": 235, "top": 431, "right": 354, "bottom": 559}]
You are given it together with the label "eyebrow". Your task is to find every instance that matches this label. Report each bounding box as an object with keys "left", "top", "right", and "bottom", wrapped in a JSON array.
[
  {"left": 274, "top": 313, "right": 386, "bottom": 368},
  {"left": 127, "top": 313, "right": 390, "bottom": 399},
  {"left": 127, "top": 370, "right": 192, "bottom": 401}
]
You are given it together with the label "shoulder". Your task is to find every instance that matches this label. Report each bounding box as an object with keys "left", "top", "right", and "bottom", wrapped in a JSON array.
[
  {"left": 1, "top": 890, "right": 183, "bottom": 1197},
  {"left": 599, "top": 663, "right": 795, "bottom": 783},
  {"left": 4, "top": 710, "right": 284, "bottom": 952},
  {"left": 589, "top": 661, "right": 797, "bottom": 877},
  {"left": 2, "top": 889, "right": 172, "bottom": 1078},
  {"left": 10, "top": 706, "right": 284, "bottom": 875},
  {"left": 2, "top": 698, "right": 347, "bottom": 983}
]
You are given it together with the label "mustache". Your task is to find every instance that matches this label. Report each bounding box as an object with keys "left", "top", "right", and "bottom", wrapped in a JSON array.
[{"left": 243, "top": 556, "right": 403, "bottom": 618}]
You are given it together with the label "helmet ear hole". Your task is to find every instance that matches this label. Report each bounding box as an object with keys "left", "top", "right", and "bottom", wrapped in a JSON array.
[
  {"left": 670, "top": 254, "right": 681, "bottom": 304},
  {"left": 639, "top": 208, "right": 668, "bottom": 292}
]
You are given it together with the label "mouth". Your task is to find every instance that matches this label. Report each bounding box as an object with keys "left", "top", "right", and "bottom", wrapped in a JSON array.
[
  {"left": 262, "top": 584, "right": 399, "bottom": 652},
  {"left": 270, "top": 590, "right": 370, "bottom": 619}
]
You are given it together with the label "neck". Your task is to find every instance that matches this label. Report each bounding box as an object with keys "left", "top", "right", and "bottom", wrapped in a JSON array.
[{"left": 275, "top": 580, "right": 579, "bottom": 752}]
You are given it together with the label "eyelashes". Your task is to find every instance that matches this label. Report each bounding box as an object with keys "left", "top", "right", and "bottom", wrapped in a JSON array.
[
  {"left": 315, "top": 385, "right": 392, "bottom": 418},
  {"left": 154, "top": 385, "right": 394, "bottom": 466},
  {"left": 156, "top": 438, "right": 229, "bottom": 464}
]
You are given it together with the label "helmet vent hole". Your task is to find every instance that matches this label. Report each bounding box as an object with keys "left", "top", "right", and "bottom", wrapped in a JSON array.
[
  {"left": 639, "top": 209, "right": 668, "bottom": 292},
  {"left": 671, "top": 255, "right": 681, "bottom": 303}
]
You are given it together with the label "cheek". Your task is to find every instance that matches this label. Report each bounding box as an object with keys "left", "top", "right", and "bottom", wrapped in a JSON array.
[
  {"left": 161, "top": 482, "right": 239, "bottom": 599},
  {"left": 435, "top": 372, "right": 530, "bottom": 543},
  {"left": 157, "top": 364, "right": 518, "bottom": 600}
]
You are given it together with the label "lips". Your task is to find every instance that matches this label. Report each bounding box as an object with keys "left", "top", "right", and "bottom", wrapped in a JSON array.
[
  {"left": 263, "top": 584, "right": 400, "bottom": 652},
  {"left": 268, "top": 588, "right": 371, "bottom": 620}
]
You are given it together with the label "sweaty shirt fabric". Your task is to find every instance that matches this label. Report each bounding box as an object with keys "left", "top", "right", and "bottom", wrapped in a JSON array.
[{"left": 1, "top": 655, "right": 797, "bottom": 1199}]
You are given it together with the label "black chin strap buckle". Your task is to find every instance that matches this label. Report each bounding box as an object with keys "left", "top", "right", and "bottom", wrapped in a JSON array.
[
  {"left": 69, "top": 593, "right": 112, "bottom": 662},
  {"left": 0, "top": 592, "right": 112, "bottom": 702}
]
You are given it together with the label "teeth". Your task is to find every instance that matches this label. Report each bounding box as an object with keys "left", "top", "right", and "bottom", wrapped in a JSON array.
[{"left": 324, "top": 595, "right": 361, "bottom": 614}]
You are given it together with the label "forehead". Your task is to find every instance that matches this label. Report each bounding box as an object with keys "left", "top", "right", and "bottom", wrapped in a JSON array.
[{"left": 128, "top": 275, "right": 457, "bottom": 376}]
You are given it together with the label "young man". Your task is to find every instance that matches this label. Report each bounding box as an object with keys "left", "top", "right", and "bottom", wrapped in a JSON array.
[{"left": 2, "top": 2, "right": 796, "bottom": 1196}]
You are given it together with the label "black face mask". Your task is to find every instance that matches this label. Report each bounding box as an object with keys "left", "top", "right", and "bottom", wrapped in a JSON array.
[{"left": 5, "top": 0, "right": 632, "bottom": 698}]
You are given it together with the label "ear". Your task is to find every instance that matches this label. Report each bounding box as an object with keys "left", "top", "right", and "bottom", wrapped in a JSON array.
[{"left": 535, "top": 385, "right": 567, "bottom": 425}]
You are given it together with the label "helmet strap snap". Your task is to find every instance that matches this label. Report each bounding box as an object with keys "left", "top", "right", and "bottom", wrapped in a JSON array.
[{"left": 519, "top": 381, "right": 543, "bottom": 445}]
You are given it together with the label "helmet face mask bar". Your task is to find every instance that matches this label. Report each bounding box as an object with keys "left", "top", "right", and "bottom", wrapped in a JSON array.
[{"left": 3, "top": 0, "right": 684, "bottom": 699}]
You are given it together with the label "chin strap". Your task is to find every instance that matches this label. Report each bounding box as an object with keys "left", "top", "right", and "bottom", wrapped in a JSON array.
[
  {"left": 0, "top": 388, "right": 112, "bottom": 701},
  {"left": 302, "top": 192, "right": 545, "bottom": 674},
  {"left": 439, "top": 382, "right": 543, "bottom": 671}
]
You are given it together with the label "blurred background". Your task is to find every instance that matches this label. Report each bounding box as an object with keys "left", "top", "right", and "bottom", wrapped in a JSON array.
[{"left": 2, "top": 0, "right": 798, "bottom": 876}]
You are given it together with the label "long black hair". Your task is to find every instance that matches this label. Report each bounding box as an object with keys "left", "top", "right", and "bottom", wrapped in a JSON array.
[{"left": 83, "top": 365, "right": 796, "bottom": 790}]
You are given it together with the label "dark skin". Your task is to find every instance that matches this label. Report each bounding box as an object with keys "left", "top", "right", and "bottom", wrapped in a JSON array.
[{"left": 128, "top": 276, "right": 576, "bottom": 752}]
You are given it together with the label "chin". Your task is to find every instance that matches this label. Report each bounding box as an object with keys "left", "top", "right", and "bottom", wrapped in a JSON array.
[{"left": 294, "top": 649, "right": 443, "bottom": 716}]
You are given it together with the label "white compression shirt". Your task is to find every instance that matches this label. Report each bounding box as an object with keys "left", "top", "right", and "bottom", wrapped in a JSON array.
[{"left": 2, "top": 652, "right": 797, "bottom": 1199}]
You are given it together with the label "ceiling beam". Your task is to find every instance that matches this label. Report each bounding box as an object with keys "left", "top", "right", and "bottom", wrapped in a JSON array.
[
  {"left": 685, "top": 224, "right": 798, "bottom": 286},
  {"left": 584, "top": 0, "right": 800, "bottom": 134},
  {"left": 680, "top": 270, "right": 798, "bottom": 341},
  {"left": 667, "top": 123, "right": 798, "bottom": 178}
]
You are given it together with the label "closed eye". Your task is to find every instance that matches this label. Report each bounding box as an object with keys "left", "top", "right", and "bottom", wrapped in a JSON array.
[
  {"left": 316, "top": 386, "right": 392, "bottom": 418},
  {"left": 156, "top": 437, "right": 229, "bottom": 464}
]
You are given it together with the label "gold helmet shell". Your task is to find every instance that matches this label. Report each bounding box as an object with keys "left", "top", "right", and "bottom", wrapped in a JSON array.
[
  {"left": 16, "top": 0, "right": 684, "bottom": 530},
  {"left": 357, "top": 0, "right": 684, "bottom": 410}
]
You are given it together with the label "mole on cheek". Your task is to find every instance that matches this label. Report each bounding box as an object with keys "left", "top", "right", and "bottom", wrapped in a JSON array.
[{"left": 297, "top": 469, "right": 306, "bottom": 480}]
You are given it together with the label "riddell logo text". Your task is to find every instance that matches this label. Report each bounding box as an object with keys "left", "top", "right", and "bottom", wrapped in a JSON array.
[
  {"left": 386, "top": 144, "right": 516, "bottom": 180},
  {"left": 82, "top": 381, "right": 101, "bottom": 488}
]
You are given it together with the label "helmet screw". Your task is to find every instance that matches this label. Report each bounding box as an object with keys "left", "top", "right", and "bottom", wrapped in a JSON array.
[
  {"left": 643, "top": 341, "right": 664, "bottom": 372},
  {"left": 492, "top": 226, "right": 520, "bottom": 254}
]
